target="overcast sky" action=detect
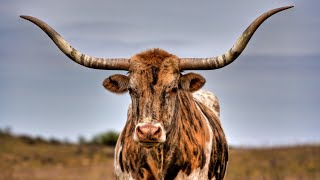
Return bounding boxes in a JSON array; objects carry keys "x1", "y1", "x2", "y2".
[{"x1": 1, "y1": 0, "x2": 319, "y2": 146}]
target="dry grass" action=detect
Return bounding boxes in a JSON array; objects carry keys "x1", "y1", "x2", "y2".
[
  {"x1": 0, "y1": 133, "x2": 115, "y2": 180},
  {"x1": 225, "y1": 146, "x2": 320, "y2": 180},
  {"x1": 0, "y1": 133, "x2": 319, "y2": 180}
]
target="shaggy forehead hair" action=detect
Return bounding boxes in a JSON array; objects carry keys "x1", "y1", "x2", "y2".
[{"x1": 129, "y1": 49, "x2": 180, "y2": 73}]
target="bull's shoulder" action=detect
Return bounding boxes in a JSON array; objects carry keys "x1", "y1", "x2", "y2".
[{"x1": 192, "y1": 90, "x2": 220, "y2": 117}]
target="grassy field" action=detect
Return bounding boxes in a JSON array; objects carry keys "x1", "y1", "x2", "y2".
[
  {"x1": 0, "y1": 133, "x2": 319, "y2": 180},
  {"x1": 226, "y1": 146, "x2": 319, "y2": 180}
]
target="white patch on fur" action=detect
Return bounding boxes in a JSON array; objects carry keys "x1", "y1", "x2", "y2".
[
  {"x1": 114, "y1": 134, "x2": 122, "y2": 177},
  {"x1": 174, "y1": 90, "x2": 217, "y2": 179},
  {"x1": 192, "y1": 90, "x2": 215, "y2": 179},
  {"x1": 193, "y1": 90, "x2": 220, "y2": 117},
  {"x1": 175, "y1": 167, "x2": 209, "y2": 180},
  {"x1": 113, "y1": 129, "x2": 132, "y2": 179},
  {"x1": 114, "y1": 138, "x2": 135, "y2": 180}
]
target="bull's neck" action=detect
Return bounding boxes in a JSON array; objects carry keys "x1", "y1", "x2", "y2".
[
  {"x1": 160, "y1": 91, "x2": 209, "y2": 179},
  {"x1": 144, "y1": 91, "x2": 209, "y2": 179}
]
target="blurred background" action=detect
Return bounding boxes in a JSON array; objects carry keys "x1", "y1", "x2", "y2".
[{"x1": 0, "y1": 0, "x2": 319, "y2": 179}]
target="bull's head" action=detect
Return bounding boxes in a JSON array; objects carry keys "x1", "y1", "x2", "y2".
[
  {"x1": 102, "y1": 49, "x2": 207, "y2": 147},
  {"x1": 20, "y1": 6, "x2": 293, "y2": 147}
]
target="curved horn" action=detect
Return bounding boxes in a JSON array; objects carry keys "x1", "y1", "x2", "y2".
[
  {"x1": 20, "y1": 15, "x2": 130, "y2": 70},
  {"x1": 180, "y1": 6, "x2": 293, "y2": 70}
]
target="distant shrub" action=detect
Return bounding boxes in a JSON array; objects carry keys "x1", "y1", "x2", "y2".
[
  {"x1": 34, "y1": 136, "x2": 49, "y2": 144},
  {"x1": 0, "y1": 129, "x2": 4, "y2": 136},
  {"x1": 78, "y1": 136, "x2": 87, "y2": 145},
  {"x1": 48, "y1": 137, "x2": 62, "y2": 145},
  {"x1": 62, "y1": 138, "x2": 72, "y2": 145},
  {"x1": 91, "y1": 131, "x2": 119, "y2": 146},
  {"x1": 19, "y1": 135, "x2": 36, "y2": 145},
  {"x1": 0, "y1": 126, "x2": 12, "y2": 136}
]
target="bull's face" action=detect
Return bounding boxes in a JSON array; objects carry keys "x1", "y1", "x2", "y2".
[{"x1": 103, "y1": 49, "x2": 205, "y2": 147}]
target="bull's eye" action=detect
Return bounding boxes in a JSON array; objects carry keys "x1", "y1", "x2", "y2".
[
  {"x1": 166, "y1": 87, "x2": 178, "y2": 97},
  {"x1": 128, "y1": 87, "x2": 133, "y2": 93},
  {"x1": 171, "y1": 87, "x2": 177, "y2": 93}
]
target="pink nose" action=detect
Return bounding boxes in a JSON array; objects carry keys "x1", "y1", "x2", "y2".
[{"x1": 135, "y1": 123, "x2": 162, "y2": 142}]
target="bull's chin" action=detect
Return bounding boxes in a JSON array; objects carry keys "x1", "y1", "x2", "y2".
[{"x1": 138, "y1": 141, "x2": 162, "y2": 148}]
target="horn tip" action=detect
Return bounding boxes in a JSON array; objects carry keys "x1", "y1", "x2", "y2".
[
  {"x1": 20, "y1": 15, "x2": 35, "y2": 21},
  {"x1": 283, "y1": 5, "x2": 294, "y2": 10},
  {"x1": 20, "y1": 15, "x2": 30, "y2": 20}
]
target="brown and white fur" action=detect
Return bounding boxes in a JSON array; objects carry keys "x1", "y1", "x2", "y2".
[{"x1": 104, "y1": 49, "x2": 228, "y2": 180}]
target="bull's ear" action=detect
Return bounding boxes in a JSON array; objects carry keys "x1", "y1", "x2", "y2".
[
  {"x1": 179, "y1": 73, "x2": 206, "y2": 92},
  {"x1": 103, "y1": 74, "x2": 129, "y2": 93}
]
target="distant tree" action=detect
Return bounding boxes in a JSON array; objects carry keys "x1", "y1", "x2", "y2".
[
  {"x1": 91, "y1": 131, "x2": 119, "y2": 146},
  {"x1": 78, "y1": 135, "x2": 87, "y2": 145},
  {"x1": 34, "y1": 136, "x2": 48, "y2": 144},
  {"x1": 2, "y1": 126, "x2": 12, "y2": 135},
  {"x1": 19, "y1": 134, "x2": 36, "y2": 145},
  {"x1": 63, "y1": 137, "x2": 71, "y2": 145},
  {"x1": 49, "y1": 137, "x2": 62, "y2": 145}
]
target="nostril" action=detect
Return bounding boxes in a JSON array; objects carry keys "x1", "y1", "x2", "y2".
[
  {"x1": 153, "y1": 127, "x2": 161, "y2": 136},
  {"x1": 137, "y1": 126, "x2": 144, "y2": 135}
]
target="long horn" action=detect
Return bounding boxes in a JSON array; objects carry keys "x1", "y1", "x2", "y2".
[
  {"x1": 180, "y1": 6, "x2": 293, "y2": 70},
  {"x1": 20, "y1": 16, "x2": 130, "y2": 70}
]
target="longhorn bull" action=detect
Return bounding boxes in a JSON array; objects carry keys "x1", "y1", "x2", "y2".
[{"x1": 21, "y1": 6, "x2": 293, "y2": 180}]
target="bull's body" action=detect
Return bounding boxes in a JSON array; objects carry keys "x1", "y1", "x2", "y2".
[
  {"x1": 20, "y1": 6, "x2": 293, "y2": 180},
  {"x1": 115, "y1": 89, "x2": 227, "y2": 180}
]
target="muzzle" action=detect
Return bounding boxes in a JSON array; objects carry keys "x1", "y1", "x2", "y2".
[{"x1": 133, "y1": 122, "x2": 166, "y2": 147}]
